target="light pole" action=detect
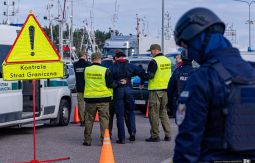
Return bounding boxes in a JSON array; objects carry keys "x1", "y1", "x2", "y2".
[{"x1": 233, "y1": 0, "x2": 255, "y2": 50}]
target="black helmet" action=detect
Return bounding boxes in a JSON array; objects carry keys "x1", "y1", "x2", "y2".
[{"x1": 174, "y1": 7, "x2": 225, "y2": 46}]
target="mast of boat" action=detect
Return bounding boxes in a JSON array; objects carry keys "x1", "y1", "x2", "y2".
[
  {"x1": 70, "y1": 0, "x2": 74, "y2": 59},
  {"x1": 136, "y1": 14, "x2": 140, "y2": 54},
  {"x1": 164, "y1": 11, "x2": 172, "y2": 40},
  {"x1": 3, "y1": 0, "x2": 15, "y2": 24},
  {"x1": 80, "y1": 0, "x2": 101, "y2": 54},
  {"x1": 111, "y1": 0, "x2": 119, "y2": 36},
  {"x1": 57, "y1": 0, "x2": 64, "y2": 58},
  {"x1": 90, "y1": 0, "x2": 96, "y2": 52},
  {"x1": 46, "y1": 0, "x2": 54, "y2": 43},
  {"x1": 80, "y1": 20, "x2": 87, "y2": 51},
  {"x1": 14, "y1": 0, "x2": 20, "y2": 24}
]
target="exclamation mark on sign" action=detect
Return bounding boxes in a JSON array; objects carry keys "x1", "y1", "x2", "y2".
[{"x1": 29, "y1": 25, "x2": 35, "y2": 56}]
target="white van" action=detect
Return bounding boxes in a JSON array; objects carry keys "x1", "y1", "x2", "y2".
[
  {"x1": 240, "y1": 51, "x2": 255, "y2": 62},
  {"x1": 0, "y1": 24, "x2": 72, "y2": 127}
]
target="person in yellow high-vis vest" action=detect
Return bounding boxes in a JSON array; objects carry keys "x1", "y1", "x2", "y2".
[
  {"x1": 143, "y1": 44, "x2": 172, "y2": 142},
  {"x1": 83, "y1": 52, "x2": 117, "y2": 146}
]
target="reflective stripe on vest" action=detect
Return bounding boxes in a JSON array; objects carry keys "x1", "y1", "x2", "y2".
[
  {"x1": 84, "y1": 65, "x2": 113, "y2": 98},
  {"x1": 148, "y1": 56, "x2": 171, "y2": 90}
]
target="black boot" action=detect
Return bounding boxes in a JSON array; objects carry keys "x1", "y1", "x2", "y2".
[
  {"x1": 164, "y1": 136, "x2": 171, "y2": 141},
  {"x1": 129, "y1": 134, "x2": 136, "y2": 141},
  {"x1": 116, "y1": 139, "x2": 125, "y2": 144},
  {"x1": 145, "y1": 136, "x2": 160, "y2": 142}
]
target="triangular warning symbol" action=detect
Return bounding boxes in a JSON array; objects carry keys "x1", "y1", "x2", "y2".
[{"x1": 5, "y1": 14, "x2": 61, "y2": 63}]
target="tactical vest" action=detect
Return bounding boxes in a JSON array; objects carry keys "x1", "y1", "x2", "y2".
[
  {"x1": 177, "y1": 72, "x2": 192, "y2": 96},
  {"x1": 84, "y1": 65, "x2": 113, "y2": 98},
  {"x1": 148, "y1": 56, "x2": 171, "y2": 90},
  {"x1": 208, "y1": 60, "x2": 255, "y2": 151}
]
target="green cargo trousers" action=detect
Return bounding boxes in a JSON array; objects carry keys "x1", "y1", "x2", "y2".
[
  {"x1": 148, "y1": 91, "x2": 171, "y2": 138},
  {"x1": 84, "y1": 102, "x2": 110, "y2": 144},
  {"x1": 77, "y1": 92, "x2": 85, "y2": 123}
]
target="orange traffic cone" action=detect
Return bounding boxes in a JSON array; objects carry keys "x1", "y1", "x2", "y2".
[
  {"x1": 95, "y1": 111, "x2": 99, "y2": 122},
  {"x1": 73, "y1": 105, "x2": 80, "y2": 123},
  {"x1": 145, "y1": 99, "x2": 149, "y2": 118},
  {"x1": 99, "y1": 129, "x2": 115, "y2": 163}
]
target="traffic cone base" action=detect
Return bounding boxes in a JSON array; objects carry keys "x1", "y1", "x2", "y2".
[
  {"x1": 73, "y1": 105, "x2": 80, "y2": 123},
  {"x1": 99, "y1": 129, "x2": 115, "y2": 163}
]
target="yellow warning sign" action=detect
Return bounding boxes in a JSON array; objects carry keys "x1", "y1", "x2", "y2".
[
  {"x1": 2, "y1": 13, "x2": 64, "y2": 81},
  {"x1": 2, "y1": 62, "x2": 64, "y2": 80},
  {"x1": 5, "y1": 14, "x2": 60, "y2": 63}
]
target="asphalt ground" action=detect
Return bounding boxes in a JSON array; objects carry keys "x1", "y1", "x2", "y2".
[{"x1": 0, "y1": 112, "x2": 177, "y2": 163}]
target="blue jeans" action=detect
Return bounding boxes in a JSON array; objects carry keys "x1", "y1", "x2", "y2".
[{"x1": 114, "y1": 86, "x2": 136, "y2": 140}]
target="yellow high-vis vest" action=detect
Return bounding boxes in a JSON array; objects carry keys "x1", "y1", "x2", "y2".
[
  {"x1": 84, "y1": 65, "x2": 113, "y2": 98},
  {"x1": 148, "y1": 55, "x2": 171, "y2": 90}
]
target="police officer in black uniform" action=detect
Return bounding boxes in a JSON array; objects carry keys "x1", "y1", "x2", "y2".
[
  {"x1": 167, "y1": 51, "x2": 196, "y2": 118},
  {"x1": 173, "y1": 8, "x2": 255, "y2": 162}
]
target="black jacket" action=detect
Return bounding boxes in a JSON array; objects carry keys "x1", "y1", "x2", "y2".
[
  {"x1": 167, "y1": 60, "x2": 196, "y2": 111},
  {"x1": 73, "y1": 59, "x2": 91, "y2": 92},
  {"x1": 108, "y1": 59, "x2": 145, "y2": 87}
]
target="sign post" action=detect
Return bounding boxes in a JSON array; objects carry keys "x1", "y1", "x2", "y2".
[{"x1": 2, "y1": 12, "x2": 70, "y2": 163}]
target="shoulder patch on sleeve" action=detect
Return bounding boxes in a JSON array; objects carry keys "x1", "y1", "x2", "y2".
[
  {"x1": 180, "y1": 91, "x2": 189, "y2": 98},
  {"x1": 176, "y1": 104, "x2": 186, "y2": 126}
]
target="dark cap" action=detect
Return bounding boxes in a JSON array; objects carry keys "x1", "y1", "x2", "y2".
[
  {"x1": 147, "y1": 44, "x2": 161, "y2": 52},
  {"x1": 91, "y1": 52, "x2": 102, "y2": 60},
  {"x1": 114, "y1": 49, "x2": 126, "y2": 58}
]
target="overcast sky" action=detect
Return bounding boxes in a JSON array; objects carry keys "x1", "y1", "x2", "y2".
[{"x1": 0, "y1": 0, "x2": 254, "y2": 50}]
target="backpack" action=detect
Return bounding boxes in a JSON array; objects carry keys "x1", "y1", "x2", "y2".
[{"x1": 211, "y1": 60, "x2": 255, "y2": 151}]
